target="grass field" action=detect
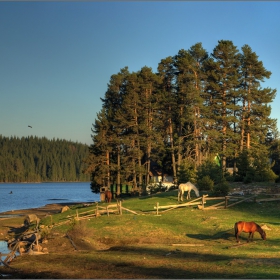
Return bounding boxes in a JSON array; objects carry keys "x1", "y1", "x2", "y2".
[{"x1": 1, "y1": 183, "x2": 280, "y2": 278}]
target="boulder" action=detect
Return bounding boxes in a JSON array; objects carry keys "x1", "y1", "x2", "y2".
[
  {"x1": 61, "y1": 206, "x2": 70, "y2": 213},
  {"x1": 32, "y1": 244, "x2": 42, "y2": 252},
  {"x1": 24, "y1": 214, "x2": 40, "y2": 227}
]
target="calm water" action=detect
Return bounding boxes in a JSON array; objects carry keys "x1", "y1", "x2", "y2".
[{"x1": 0, "y1": 182, "x2": 100, "y2": 213}]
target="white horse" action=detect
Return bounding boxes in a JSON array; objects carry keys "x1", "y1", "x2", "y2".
[{"x1": 178, "y1": 182, "x2": 200, "y2": 201}]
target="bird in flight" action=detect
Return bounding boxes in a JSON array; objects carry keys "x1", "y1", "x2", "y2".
[{"x1": 28, "y1": 125, "x2": 32, "y2": 128}]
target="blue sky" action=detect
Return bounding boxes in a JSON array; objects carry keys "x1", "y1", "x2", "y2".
[{"x1": 1, "y1": 2, "x2": 279, "y2": 145}]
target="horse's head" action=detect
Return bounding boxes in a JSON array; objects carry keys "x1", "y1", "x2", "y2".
[{"x1": 261, "y1": 230, "x2": 266, "y2": 240}]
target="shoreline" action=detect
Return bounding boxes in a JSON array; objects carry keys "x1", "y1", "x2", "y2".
[
  {"x1": 0, "y1": 201, "x2": 95, "y2": 219},
  {"x1": 0, "y1": 202, "x2": 96, "y2": 239}
]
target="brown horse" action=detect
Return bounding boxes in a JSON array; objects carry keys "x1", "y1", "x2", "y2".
[
  {"x1": 234, "y1": 221, "x2": 266, "y2": 243},
  {"x1": 104, "y1": 190, "x2": 112, "y2": 203}
]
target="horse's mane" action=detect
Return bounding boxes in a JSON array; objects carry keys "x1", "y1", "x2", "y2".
[{"x1": 256, "y1": 224, "x2": 264, "y2": 234}]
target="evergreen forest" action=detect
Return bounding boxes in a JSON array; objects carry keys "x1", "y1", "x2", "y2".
[
  {"x1": 0, "y1": 135, "x2": 90, "y2": 182},
  {"x1": 85, "y1": 40, "x2": 280, "y2": 194}
]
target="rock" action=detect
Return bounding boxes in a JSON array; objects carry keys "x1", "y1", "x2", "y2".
[
  {"x1": 32, "y1": 244, "x2": 42, "y2": 252},
  {"x1": 61, "y1": 206, "x2": 70, "y2": 213},
  {"x1": 27, "y1": 249, "x2": 48, "y2": 255},
  {"x1": 261, "y1": 224, "x2": 271, "y2": 230},
  {"x1": 24, "y1": 214, "x2": 40, "y2": 227},
  {"x1": 18, "y1": 247, "x2": 25, "y2": 255}
]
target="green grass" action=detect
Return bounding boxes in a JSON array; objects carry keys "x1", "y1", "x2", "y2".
[{"x1": 6, "y1": 184, "x2": 280, "y2": 278}]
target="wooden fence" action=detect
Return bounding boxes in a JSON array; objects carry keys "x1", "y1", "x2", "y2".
[
  {"x1": 154, "y1": 193, "x2": 280, "y2": 214},
  {"x1": 51, "y1": 201, "x2": 140, "y2": 228},
  {"x1": 74, "y1": 201, "x2": 139, "y2": 221},
  {"x1": 154, "y1": 194, "x2": 280, "y2": 215}
]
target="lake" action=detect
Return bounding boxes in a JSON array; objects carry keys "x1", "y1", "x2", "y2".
[{"x1": 0, "y1": 182, "x2": 100, "y2": 213}]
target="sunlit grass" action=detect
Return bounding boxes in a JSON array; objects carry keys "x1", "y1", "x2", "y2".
[{"x1": 5, "y1": 183, "x2": 280, "y2": 278}]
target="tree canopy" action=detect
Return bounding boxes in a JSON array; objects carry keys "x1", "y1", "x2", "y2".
[{"x1": 85, "y1": 40, "x2": 278, "y2": 193}]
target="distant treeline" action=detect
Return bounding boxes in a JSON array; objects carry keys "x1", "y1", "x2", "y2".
[{"x1": 0, "y1": 135, "x2": 90, "y2": 182}]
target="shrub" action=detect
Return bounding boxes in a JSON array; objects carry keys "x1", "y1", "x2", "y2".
[
  {"x1": 254, "y1": 169, "x2": 278, "y2": 182},
  {"x1": 197, "y1": 175, "x2": 214, "y2": 191},
  {"x1": 67, "y1": 220, "x2": 88, "y2": 238},
  {"x1": 177, "y1": 160, "x2": 197, "y2": 184},
  {"x1": 212, "y1": 179, "x2": 230, "y2": 196},
  {"x1": 236, "y1": 150, "x2": 252, "y2": 181},
  {"x1": 237, "y1": 148, "x2": 278, "y2": 183},
  {"x1": 197, "y1": 159, "x2": 223, "y2": 184}
]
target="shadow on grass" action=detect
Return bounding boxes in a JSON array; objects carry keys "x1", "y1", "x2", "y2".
[
  {"x1": 2, "y1": 225, "x2": 28, "y2": 237},
  {"x1": 186, "y1": 230, "x2": 234, "y2": 241},
  {"x1": 3, "y1": 242, "x2": 280, "y2": 279}
]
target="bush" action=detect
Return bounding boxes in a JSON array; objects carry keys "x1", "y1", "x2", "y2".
[
  {"x1": 197, "y1": 159, "x2": 223, "y2": 184},
  {"x1": 67, "y1": 220, "x2": 88, "y2": 238},
  {"x1": 177, "y1": 160, "x2": 197, "y2": 184},
  {"x1": 212, "y1": 179, "x2": 230, "y2": 196},
  {"x1": 197, "y1": 175, "x2": 214, "y2": 191},
  {"x1": 237, "y1": 148, "x2": 278, "y2": 183},
  {"x1": 254, "y1": 168, "x2": 278, "y2": 182}
]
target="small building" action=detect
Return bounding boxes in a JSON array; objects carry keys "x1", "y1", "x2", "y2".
[{"x1": 149, "y1": 162, "x2": 173, "y2": 184}]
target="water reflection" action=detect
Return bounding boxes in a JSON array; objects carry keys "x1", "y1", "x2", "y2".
[{"x1": 0, "y1": 240, "x2": 9, "y2": 265}]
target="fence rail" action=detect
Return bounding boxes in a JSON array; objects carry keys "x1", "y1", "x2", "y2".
[{"x1": 154, "y1": 193, "x2": 280, "y2": 213}]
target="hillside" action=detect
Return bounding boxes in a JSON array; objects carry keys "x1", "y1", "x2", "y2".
[{"x1": 0, "y1": 135, "x2": 90, "y2": 182}]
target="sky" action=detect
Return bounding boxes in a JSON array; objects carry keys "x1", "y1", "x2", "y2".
[{"x1": 1, "y1": 1, "x2": 280, "y2": 146}]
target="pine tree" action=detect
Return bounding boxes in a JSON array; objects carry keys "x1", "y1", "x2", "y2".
[
  {"x1": 239, "y1": 44, "x2": 277, "y2": 153},
  {"x1": 157, "y1": 56, "x2": 178, "y2": 181},
  {"x1": 204, "y1": 40, "x2": 241, "y2": 170}
]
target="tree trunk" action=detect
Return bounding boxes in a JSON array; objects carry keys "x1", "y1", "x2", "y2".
[
  {"x1": 106, "y1": 150, "x2": 110, "y2": 189},
  {"x1": 116, "y1": 146, "x2": 121, "y2": 196}
]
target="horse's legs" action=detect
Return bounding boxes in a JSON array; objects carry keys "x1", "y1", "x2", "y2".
[
  {"x1": 178, "y1": 191, "x2": 182, "y2": 201},
  {"x1": 247, "y1": 232, "x2": 253, "y2": 242},
  {"x1": 236, "y1": 232, "x2": 240, "y2": 243},
  {"x1": 251, "y1": 232, "x2": 254, "y2": 242}
]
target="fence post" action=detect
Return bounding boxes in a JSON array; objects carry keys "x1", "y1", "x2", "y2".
[
  {"x1": 225, "y1": 196, "x2": 228, "y2": 209},
  {"x1": 35, "y1": 232, "x2": 39, "y2": 252},
  {"x1": 202, "y1": 195, "x2": 205, "y2": 210},
  {"x1": 95, "y1": 203, "x2": 98, "y2": 218},
  {"x1": 156, "y1": 202, "x2": 159, "y2": 215},
  {"x1": 119, "y1": 201, "x2": 122, "y2": 215}
]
